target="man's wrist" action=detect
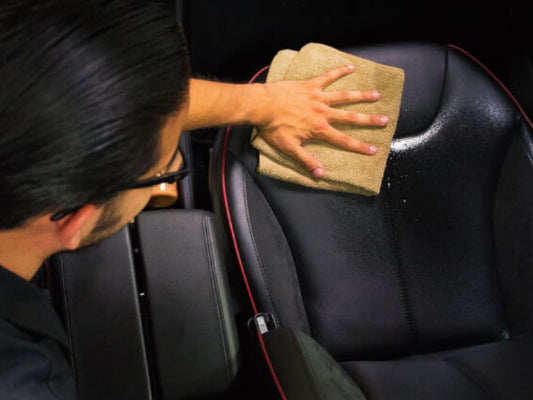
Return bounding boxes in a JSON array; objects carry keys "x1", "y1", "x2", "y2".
[{"x1": 240, "y1": 83, "x2": 270, "y2": 127}]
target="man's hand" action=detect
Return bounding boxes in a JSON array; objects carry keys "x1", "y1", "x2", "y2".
[
  {"x1": 255, "y1": 65, "x2": 389, "y2": 178},
  {"x1": 185, "y1": 66, "x2": 389, "y2": 178}
]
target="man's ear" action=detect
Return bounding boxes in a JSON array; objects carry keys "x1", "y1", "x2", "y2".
[{"x1": 54, "y1": 204, "x2": 98, "y2": 250}]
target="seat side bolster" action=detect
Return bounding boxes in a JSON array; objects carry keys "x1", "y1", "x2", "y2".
[{"x1": 494, "y1": 122, "x2": 533, "y2": 335}]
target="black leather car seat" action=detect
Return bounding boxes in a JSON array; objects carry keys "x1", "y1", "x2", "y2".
[{"x1": 210, "y1": 42, "x2": 533, "y2": 399}]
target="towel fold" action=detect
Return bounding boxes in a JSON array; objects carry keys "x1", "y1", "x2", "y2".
[{"x1": 251, "y1": 43, "x2": 405, "y2": 195}]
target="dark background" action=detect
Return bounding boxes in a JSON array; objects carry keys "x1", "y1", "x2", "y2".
[{"x1": 179, "y1": 0, "x2": 530, "y2": 84}]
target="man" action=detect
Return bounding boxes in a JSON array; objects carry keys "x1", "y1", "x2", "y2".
[{"x1": 0, "y1": 1, "x2": 388, "y2": 398}]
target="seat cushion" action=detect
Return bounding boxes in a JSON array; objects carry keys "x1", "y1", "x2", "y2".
[{"x1": 343, "y1": 334, "x2": 533, "y2": 400}]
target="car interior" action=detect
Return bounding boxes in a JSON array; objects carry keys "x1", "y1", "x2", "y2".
[{"x1": 35, "y1": 0, "x2": 533, "y2": 399}]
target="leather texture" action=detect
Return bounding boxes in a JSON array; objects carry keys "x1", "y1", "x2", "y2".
[
  {"x1": 211, "y1": 42, "x2": 533, "y2": 398},
  {"x1": 493, "y1": 123, "x2": 533, "y2": 335},
  {"x1": 50, "y1": 228, "x2": 151, "y2": 400},
  {"x1": 136, "y1": 210, "x2": 239, "y2": 399},
  {"x1": 343, "y1": 334, "x2": 533, "y2": 400},
  {"x1": 50, "y1": 210, "x2": 239, "y2": 400}
]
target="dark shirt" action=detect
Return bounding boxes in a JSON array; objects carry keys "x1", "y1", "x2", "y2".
[{"x1": 0, "y1": 265, "x2": 77, "y2": 400}]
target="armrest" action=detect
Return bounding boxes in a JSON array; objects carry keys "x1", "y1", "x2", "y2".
[
  {"x1": 49, "y1": 209, "x2": 239, "y2": 400},
  {"x1": 49, "y1": 228, "x2": 151, "y2": 400},
  {"x1": 136, "y1": 209, "x2": 239, "y2": 399}
]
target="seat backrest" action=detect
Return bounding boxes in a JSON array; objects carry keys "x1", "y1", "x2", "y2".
[{"x1": 212, "y1": 42, "x2": 533, "y2": 361}]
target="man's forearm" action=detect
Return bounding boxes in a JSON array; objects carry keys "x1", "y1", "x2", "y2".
[{"x1": 184, "y1": 79, "x2": 269, "y2": 130}]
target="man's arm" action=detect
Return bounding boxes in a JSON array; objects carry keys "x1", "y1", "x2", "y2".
[{"x1": 185, "y1": 65, "x2": 389, "y2": 178}]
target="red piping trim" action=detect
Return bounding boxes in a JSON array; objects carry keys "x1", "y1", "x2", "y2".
[
  {"x1": 249, "y1": 65, "x2": 271, "y2": 86},
  {"x1": 449, "y1": 44, "x2": 533, "y2": 131},
  {"x1": 221, "y1": 126, "x2": 258, "y2": 315},
  {"x1": 221, "y1": 65, "x2": 288, "y2": 400}
]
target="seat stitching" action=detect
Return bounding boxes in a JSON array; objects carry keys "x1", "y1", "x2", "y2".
[
  {"x1": 57, "y1": 254, "x2": 78, "y2": 382},
  {"x1": 242, "y1": 171, "x2": 282, "y2": 324},
  {"x1": 444, "y1": 357, "x2": 500, "y2": 400},
  {"x1": 379, "y1": 47, "x2": 452, "y2": 351},
  {"x1": 46, "y1": 257, "x2": 72, "y2": 400},
  {"x1": 384, "y1": 175, "x2": 418, "y2": 351},
  {"x1": 202, "y1": 213, "x2": 231, "y2": 383}
]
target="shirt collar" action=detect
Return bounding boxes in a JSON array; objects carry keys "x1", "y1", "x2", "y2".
[{"x1": 0, "y1": 264, "x2": 68, "y2": 347}]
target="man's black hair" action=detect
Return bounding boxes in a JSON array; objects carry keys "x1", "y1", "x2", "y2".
[{"x1": 0, "y1": 0, "x2": 190, "y2": 229}]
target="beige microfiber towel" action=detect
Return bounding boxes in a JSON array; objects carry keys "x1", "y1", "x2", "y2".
[{"x1": 251, "y1": 43, "x2": 405, "y2": 195}]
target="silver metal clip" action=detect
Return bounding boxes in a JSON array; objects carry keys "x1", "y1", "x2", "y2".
[{"x1": 252, "y1": 313, "x2": 277, "y2": 335}]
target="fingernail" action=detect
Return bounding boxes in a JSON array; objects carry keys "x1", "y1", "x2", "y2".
[
  {"x1": 379, "y1": 116, "x2": 389, "y2": 125},
  {"x1": 346, "y1": 64, "x2": 355, "y2": 71},
  {"x1": 312, "y1": 167, "x2": 324, "y2": 178},
  {"x1": 371, "y1": 91, "x2": 380, "y2": 100},
  {"x1": 368, "y1": 145, "x2": 377, "y2": 154}
]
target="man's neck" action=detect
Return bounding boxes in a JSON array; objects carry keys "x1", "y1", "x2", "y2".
[{"x1": 0, "y1": 226, "x2": 55, "y2": 281}]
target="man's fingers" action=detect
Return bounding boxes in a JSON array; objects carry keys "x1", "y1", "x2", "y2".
[
  {"x1": 315, "y1": 127, "x2": 377, "y2": 155},
  {"x1": 327, "y1": 108, "x2": 389, "y2": 127},
  {"x1": 311, "y1": 64, "x2": 356, "y2": 89},
  {"x1": 322, "y1": 90, "x2": 380, "y2": 106},
  {"x1": 283, "y1": 144, "x2": 324, "y2": 178}
]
